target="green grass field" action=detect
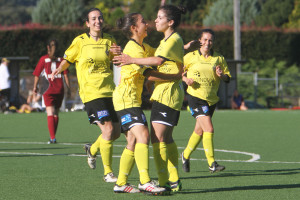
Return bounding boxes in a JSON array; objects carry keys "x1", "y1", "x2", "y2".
[{"x1": 1, "y1": 110, "x2": 300, "y2": 200}]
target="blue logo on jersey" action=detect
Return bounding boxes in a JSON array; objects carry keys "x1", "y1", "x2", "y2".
[
  {"x1": 97, "y1": 110, "x2": 109, "y2": 119},
  {"x1": 189, "y1": 107, "x2": 194, "y2": 115},
  {"x1": 202, "y1": 106, "x2": 209, "y2": 114},
  {"x1": 141, "y1": 114, "x2": 146, "y2": 123},
  {"x1": 121, "y1": 114, "x2": 132, "y2": 125}
]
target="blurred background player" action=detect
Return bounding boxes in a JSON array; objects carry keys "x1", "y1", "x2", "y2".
[
  {"x1": 33, "y1": 39, "x2": 70, "y2": 144},
  {"x1": 17, "y1": 90, "x2": 42, "y2": 113},
  {"x1": 51, "y1": 8, "x2": 121, "y2": 183},
  {"x1": 231, "y1": 89, "x2": 248, "y2": 110},
  {"x1": 181, "y1": 29, "x2": 231, "y2": 173},
  {"x1": 0, "y1": 58, "x2": 11, "y2": 112}
]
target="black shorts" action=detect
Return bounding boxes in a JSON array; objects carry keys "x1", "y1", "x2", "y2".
[
  {"x1": 84, "y1": 98, "x2": 119, "y2": 125},
  {"x1": 150, "y1": 101, "x2": 180, "y2": 127},
  {"x1": 117, "y1": 107, "x2": 148, "y2": 133},
  {"x1": 187, "y1": 94, "x2": 216, "y2": 118}
]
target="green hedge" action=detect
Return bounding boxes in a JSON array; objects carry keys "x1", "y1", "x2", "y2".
[{"x1": 0, "y1": 26, "x2": 299, "y2": 70}]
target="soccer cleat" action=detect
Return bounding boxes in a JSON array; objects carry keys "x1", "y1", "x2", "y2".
[
  {"x1": 47, "y1": 139, "x2": 56, "y2": 144},
  {"x1": 181, "y1": 152, "x2": 190, "y2": 172},
  {"x1": 165, "y1": 180, "x2": 182, "y2": 192},
  {"x1": 138, "y1": 181, "x2": 167, "y2": 195},
  {"x1": 113, "y1": 183, "x2": 140, "y2": 193},
  {"x1": 209, "y1": 161, "x2": 225, "y2": 173},
  {"x1": 84, "y1": 143, "x2": 96, "y2": 169},
  {"x1": 103, "y1": 172, "x2": 118, "y2": 183}
]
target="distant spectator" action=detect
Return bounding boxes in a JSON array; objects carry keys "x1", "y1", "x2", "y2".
[
  {"x1": 17, "y1": 90, "x2": 42, "y2": 113},
  {"x1": 231, "y1": 89, "x2": 248, "y2": 110},
  {"x1": 0, "y1": 58, "x2": 11, "y2": 111}
]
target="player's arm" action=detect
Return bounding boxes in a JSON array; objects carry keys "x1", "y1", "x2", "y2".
[
  {"x1": 63, "y1": 73, "x2": 71, "y2": 97},
  {"x1": 144, "y1": 62, "x2": 183, "y2": 81},
  {"x1": 33, "y1": 76, "x2": 40, "y2": 94},
  {"x1": 50, "y1": 60, "x2": 70, "y2": 81},
  {"x1": 215, "y1": 65, "x2": 230, "y2": 83},
  {"x1": 113, "y1": 53, "x2": 165, "y2": 66}
]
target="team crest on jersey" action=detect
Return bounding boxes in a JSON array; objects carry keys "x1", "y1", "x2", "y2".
[
  {"x1": 97, "y1": 110, "x2": 109, "y2": 119},
  {"x1": 121, "y1": 114, "x2": 132, "y2": 125},
  {"x1": 202, "y1": 106, "x2": 209, "y2": 114}
]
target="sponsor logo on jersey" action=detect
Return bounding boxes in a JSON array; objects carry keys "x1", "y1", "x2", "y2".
[
  {"x1": 202, "y1": 106, "x2": 209, "y2": 114},
  {"x1": 121, "y1": 114, "x2": 132, "y2": 125},
  {"x1": 97, "y1": 110, "x2": 109, "y2": 119},
  {"x1": 132, "y1": 116, "x2": 138, "y2": 120},
  {"x1": 141, "y1": 114, "x2": 146, "y2": 122},
  {"x1": 159, "y1": 112, "x2": 167, "y2": 117}
]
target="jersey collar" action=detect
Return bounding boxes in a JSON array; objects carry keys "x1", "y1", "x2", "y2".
[{"x1": 130, "y1": 38, "x2": 145, "y2": 51}]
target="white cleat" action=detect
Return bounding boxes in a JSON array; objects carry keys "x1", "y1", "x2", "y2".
[
  {"x1": 84, "y1": 144, "x2": 96, "y2": 169},
  {"x1": 114, "y1": 184, "x2": 140, "y2": 193},
  {"x1": 103, "y1": 172, "x2": 118, "y2": 183}
]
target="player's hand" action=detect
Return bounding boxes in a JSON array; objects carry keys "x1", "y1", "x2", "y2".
[
  {"x1": 113, "y1": 53, "x2": 132, "y2": 66},
  {"x1": 33, "y1": 87, "x2": 39, "y2": 94},
  {"x1": 183, "y1": 76, "x2": 194, "y2": 86},
  {"x1": 110, "y1": 43, "x2": 122, "y2": 56},
  {"x1": 50, "y1": 68, "x2": 60, "y2": 81},
  {"x1": 184, "y1": 40, "x2": 201, "y2": 50},
  {"x1": 215, "y1": 65, "x2": 223, "y2": 77}
]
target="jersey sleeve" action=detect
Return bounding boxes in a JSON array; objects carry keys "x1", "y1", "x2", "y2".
[
  {"x1": 144, "y1": 43, "x2": 155, "y2": 57},
  {"x1": 32, "y1": 56, "x2": 45, "y2": 76},
  {"x1": 64, "y1": 37, "x2": 80, "y2": 64},
  {"x1": 155, "y1": 35, "x2": 184, "y2": 63},
  {"x1": 183, "y1": 52, "x2": 193, "y2": 71}
]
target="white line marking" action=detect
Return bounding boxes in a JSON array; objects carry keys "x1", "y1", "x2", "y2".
[{"x1": 1, "y1": 141, "x2": 299, "y2": 164}]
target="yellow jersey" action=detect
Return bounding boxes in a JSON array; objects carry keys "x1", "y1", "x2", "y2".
[
  {"x1": 113, "y1": 39, "x2": 155, "y2": 111},
  {"x1": 184, "y1": 50, "x2": 231, "y2": 106},
  {"x1": 64, "y1": 33, "x2": 116, "y2": 103},
  {"x1": 150, "y1": 32, "x2": 184, "y2": 111}
]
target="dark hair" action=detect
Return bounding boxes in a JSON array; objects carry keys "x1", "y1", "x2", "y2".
[
  {"x1": 159, "y1": 4, "x2": 186, "y2": 29},
  {"x1": 116, "y1": 13, "x2": 140, "y2": 39},
  {"x1": 198, "y1": 29, "x2": 215, "y2": 41},
  {"x1": 85, "y1": 8, "x2": 103, "y2": 22},
  {"x1": 47, "y1": 39, "x2": 58, "y2": 47}
]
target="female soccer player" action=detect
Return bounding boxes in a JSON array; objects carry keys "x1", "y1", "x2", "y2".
[
  {"x1": 33, "y1": 39, "x2": 70, "y2": 144},
  {"x1": 113, "y1": 13, "x2": 182, "y2": 195},
  {"x1": 181, "y1": 29, "x2": 231, "y2": 173},
  {"x1": 51, "y1": 8, "x2": 121, "y2": 183},
  {"x1": 114, "y1": 4, "x2": 186, "y2": 192}
]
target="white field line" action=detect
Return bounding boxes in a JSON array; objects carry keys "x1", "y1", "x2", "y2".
[{"x1": 1, "y1": 141, "x2": 299, "y2": 164}]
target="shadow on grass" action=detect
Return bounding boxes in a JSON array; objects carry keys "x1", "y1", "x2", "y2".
[
  {"x1": 181, "y1": 168, "x2": 300, "y2": 180},
  {"x1": 178, "y1": 183, "x2": 300, "y2": 194}
]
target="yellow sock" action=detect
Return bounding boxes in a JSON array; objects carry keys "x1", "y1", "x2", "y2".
[
  {"x1": 90, "y1": 135, "x2": 102, "y2": 156},
  {"x1": 134, "y1": 143, "x2": 150, "y2": 184},
  {"x1": 203, "y1": 132, "x2": 214, "y2": 166},
  {"x1": 99, "y1": 135, "x2": 113, "y2": 175},
  {"x1": 152, "y1": 142, "x2": 168, "y2": 186},
  {"x1": 183, "y1": 131, "x2": 202, "y2": 159},
  {"x1": 167, "y1": 142, "x2": 179, "y2": 183},
  {"x1": 116, "y1": 148, "x2": 135, "y2": 186}
]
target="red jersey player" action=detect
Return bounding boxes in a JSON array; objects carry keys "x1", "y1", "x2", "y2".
[{"x1": 33, "y1": 39, "x2": 70, "y2": 144}]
